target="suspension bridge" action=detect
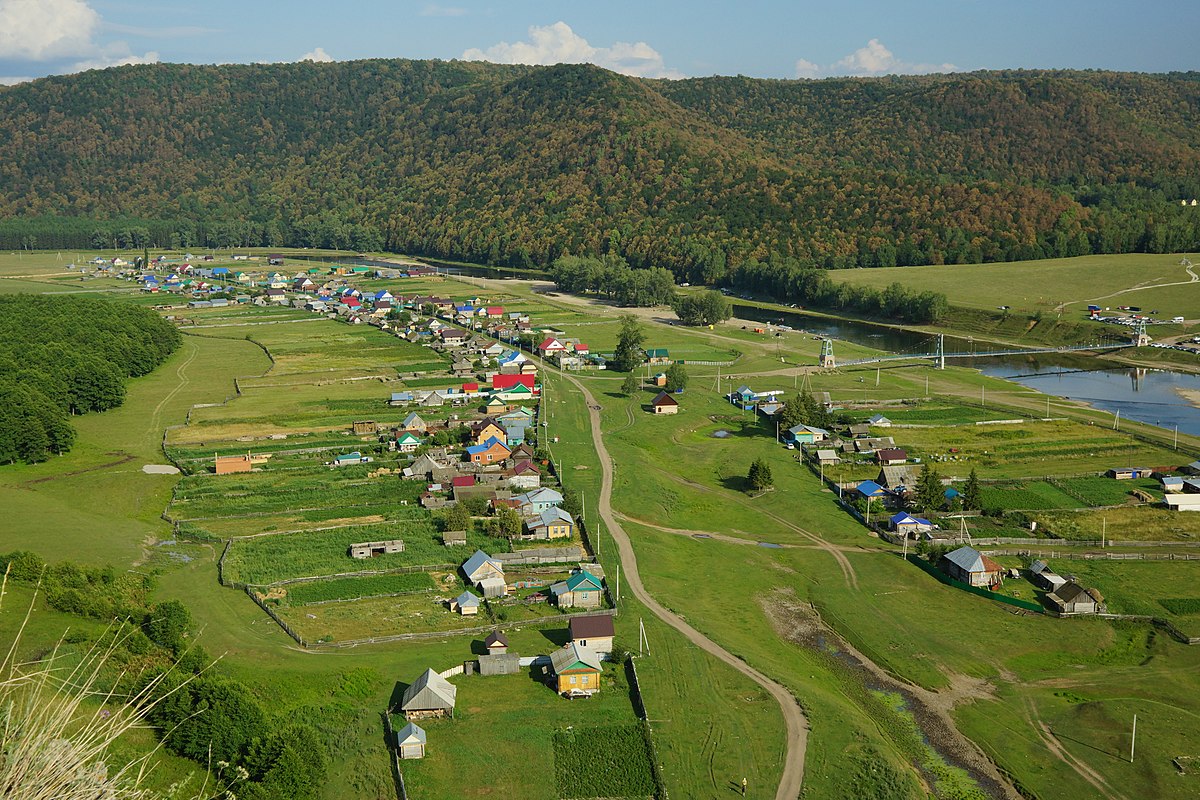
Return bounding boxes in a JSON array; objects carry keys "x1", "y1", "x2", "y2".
[{"x1": 819, "y1": 322, "x2": 1148, "y2": 370}]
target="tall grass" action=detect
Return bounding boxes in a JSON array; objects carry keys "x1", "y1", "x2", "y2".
[{"x1": 0, "y1": 570, "x2": 204, "y2": 800}]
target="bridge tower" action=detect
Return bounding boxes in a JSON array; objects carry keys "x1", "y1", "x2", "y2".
[
  {"x1": 935, "y1": 333, "x2": 946, "y2": 370},
  {"x1": 819, "y1": 338, "x2": 835, "y2": 369},
  {"x1": 1131, "y1": 319, "x2": 1152, "y2": 348}
]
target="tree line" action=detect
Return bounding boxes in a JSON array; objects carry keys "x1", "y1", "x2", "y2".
[{"x1": 0, "y1": 295, "x2": 181, "y2": 464}]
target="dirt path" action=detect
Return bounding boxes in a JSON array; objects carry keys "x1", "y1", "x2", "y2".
[
  {"x1": 149, "y1": 337, "x2": 200, "y2": 436},
  {"x1": 561, "y1": 372, "x2": 810, "y2": 800},
  {"x1": 1022, "y1": 696, "x2": 1123, "y2": 800},
  {"x1": 615, "y1": 512, "x2": 863, "y2": 554}
]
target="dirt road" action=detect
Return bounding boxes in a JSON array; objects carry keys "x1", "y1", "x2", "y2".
[{"x1": 561, "y1": 372, "x2": 809, "y2": 800}]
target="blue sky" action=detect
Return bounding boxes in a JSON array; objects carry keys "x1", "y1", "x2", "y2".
[{"x1": 2, "y1": 0, "x2": 1198, "y2": 85}]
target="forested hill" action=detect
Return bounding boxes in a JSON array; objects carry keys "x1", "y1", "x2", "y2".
[{"x1": 2, "y1": 60, "x2": 1199, "y2": 280}]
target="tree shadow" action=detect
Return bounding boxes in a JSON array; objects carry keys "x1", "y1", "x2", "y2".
[
  {"x1": 469, "y1": 639, "x2": 489, "y2": 656},
  {"x1": 720, "y1": 474, "x2": 751, "y2": 493}
]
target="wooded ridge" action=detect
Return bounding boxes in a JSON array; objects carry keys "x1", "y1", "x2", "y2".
[{"x1": 2, "y1": 61, "x2": 1198, "y2": 278}]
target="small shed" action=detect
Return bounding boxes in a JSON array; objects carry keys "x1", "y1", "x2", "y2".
[
  {"x1": 349, "y1": 540, "x2": 405, "y2": 559},
  {"x1": 1047, "y1": 582, "x2": 1104, "y2": 614},
  {"x1": 450, "y1": 590, "x2": 481, "y2": 615},
  {"x1": 867, "y1": 414, "x2": 893, "y2": 427},
  {"x1": 484, "y1": 631, "x2": 509, "y2": 655},
  {"x1": 477, "y1": 576, "x2": 508, "y2": 599},
  {"x1": 394, "y1": 722, "x2": 427, "y2": 760},
  {"x1": 814, "y1": 449, "x2": 840, "y2": 466},
  {"x1": 400, "y1": 669, "x2": 457, "y2": 719},
  {"x1": 652, "y1": 372, "x2": 668, "y2": 387},
  {"x1": 478, "y1": 653, "x2": 521, "y2": 676},
  {"x1": 442, "y1": 529, "x2": 468, "y2": 547},
  {"x1": 1028, "y1": 560, "x2": 1067, "y2": 592},
  {"x1": 351, "y1": 420, "x2": 378, "y2": 435}
]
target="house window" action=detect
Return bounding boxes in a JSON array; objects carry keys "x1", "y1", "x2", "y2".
[{"x1": 569, "y1": 675, "x2": 576, "y2": 684}]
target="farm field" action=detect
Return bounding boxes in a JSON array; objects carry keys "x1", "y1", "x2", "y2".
[
  {"x1": 831, "y1": 252, "x2": 1200, "y2": 320},
  {"x1": 1031, "y1": 505, "x2": 1200, "y2": 542}
]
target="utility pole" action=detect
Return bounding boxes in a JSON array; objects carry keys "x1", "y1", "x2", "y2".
[
  {"x1": 596, "y1": 521, "x2": 601, "y2": 558},
  {"x1": 1175, "y1": 424, "x2": 1179, "y2": 451},
  {"x1": 614, "y1": 563, "x2": 620, "y2": 603},
  {"x1": 1113, "y1": 409, "x2": 1121, "y2": 431},
  {"x1": 1130, "y1": 714, "x2": 1137, "y2": 763},
  {"x1": 981, "y1": 386, "x2": 986, "y2": 407}
]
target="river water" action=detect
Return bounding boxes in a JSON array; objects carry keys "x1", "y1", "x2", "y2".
[{"x1": 731, "y1": 302, "x2": 1200, "y2": 437}]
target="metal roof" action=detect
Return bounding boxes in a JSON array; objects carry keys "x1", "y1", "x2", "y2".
[
  {"x1": 400, "y1": 669, "x2": 457, "y2": 711},
  {"x1": 942, "y1": 546, "x2": 994, "y2": 574},
  {"x1": 549, "y1": 643, "x2": 602, "y2": 674}
]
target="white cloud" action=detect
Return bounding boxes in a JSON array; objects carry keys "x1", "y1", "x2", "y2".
[
  {"x1": 0, "y1": 75, "x2": 34, "y2": 85},
  {"x1": 795, "y1": 39, "x2": 957, "y2": 79},
  {"x1": 463, "y1": 21, "x2": 683, "y2": 79},
  {"x1": 300, "y1": 46, "x2": 334, "y2": 63},
  {"x1": 420, "y1": 4, "x2": 466, "y2": 17},
  {"x1": 71, "y1": 49, "x2": 159, "y2": 72},
  {"x1": 0, "y1": 0, "x2": 158, "y2": 74},
  {"x1": 0, "y1": 0, "x2": 100, "y2": 61}
]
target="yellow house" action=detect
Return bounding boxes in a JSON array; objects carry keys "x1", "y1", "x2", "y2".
[{"x1": 548, "y1": 643, "x2": 602, "y2": 696}]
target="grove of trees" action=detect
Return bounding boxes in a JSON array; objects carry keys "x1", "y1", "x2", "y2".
[{"x1": 0, "y1": 295, "x2": 181, "y2": 464}]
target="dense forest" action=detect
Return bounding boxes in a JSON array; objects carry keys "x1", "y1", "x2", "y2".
[
  {"x1": 0, "y1": 295, "x2": 181, "y2": 464},
  {"x1": 1, "y1": 61, "x2": 1199, "y2": 283}
]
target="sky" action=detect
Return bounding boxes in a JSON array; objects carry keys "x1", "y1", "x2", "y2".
[{"x1": 2, "y1": 0, "x2": 1198, "y2": 86}]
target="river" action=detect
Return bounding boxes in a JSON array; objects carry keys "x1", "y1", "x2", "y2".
[{"x1": 731, "y1": 302, "x2": 1200, "y2": 437}]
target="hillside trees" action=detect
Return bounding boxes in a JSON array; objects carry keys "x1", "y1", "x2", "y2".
[{"x1": 1, "y1": 63, "x2": 1197, "y2": 275}]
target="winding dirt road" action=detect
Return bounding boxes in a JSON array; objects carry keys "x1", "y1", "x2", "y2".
[{"x1": 560, "y1": 372, "x2": 809, "y2": 800}]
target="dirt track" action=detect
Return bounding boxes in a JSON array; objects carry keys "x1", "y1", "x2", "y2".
[{"x1": 561, "y1": 372, "x2": 810, "y2": 800}]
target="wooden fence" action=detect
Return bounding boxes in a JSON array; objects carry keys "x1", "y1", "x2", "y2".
[
  {"x1": 627, "y1": 658, "x2": 670, "y2": 800},
  {"x1": 983, "y1": 549, "x2": 1200, "y2": 562}
]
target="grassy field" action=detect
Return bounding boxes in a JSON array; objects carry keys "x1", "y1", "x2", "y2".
[
  {"x1": 1032, "y1": 505, "x2": 1200, "y2": 542},
  {"x1": 831, "y1": 253, "x2": 1200, "y2": 321}
]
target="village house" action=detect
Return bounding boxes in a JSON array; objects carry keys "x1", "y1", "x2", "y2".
[
  {"x1": 889, "y1": 512, "x2": 933, "y2": 537},
  {"x1": 466, "y1": 437, "x2": 511, "y2": 465},
  {"x1": 524, "y1": 507, "x2": 575, "y2": 540},
  {"x1": 548, "y1": 643, "x2": 602, "y2": 696},
  {"x1": 867, "y1": 414, "x2": 893, "y2": 427},
  {"x1": 551, "y1": 570, "x2": 604, "y2": 608},
  {"x1": 514, "y1": 487, "x2": 564, "y2": 514},
  {"x1": 395, "y1": 432, "x2": 422, "y2": 453},
  {"x1": 568, "y1": 615, "x2": 615, "y2": 659},
  {"x1": 938, "y1": 546, "x2": 1003, "y2": 588},
  {"x1": 878, "y1": 465, "x2": 921, "y2": 492},
  {"x1": 471, "y1": 418, "x2": 507, "y2": 446},
  {"x1": 876, "y1": 448, "x2": 908, "y2": 466},
  {"x1": 651, "y1": 391, "x2": 679, "y2": 415},
  {"x1": 400, "y1": 669, "x2": 457, "y2": 719},
  {"x1": 784, "y1": 424, "x2": 828, "y2": 445},
  {"x1": 644, "y1": 348, "x2": 671, "y2": 365},
  {"x1": 813, "y1": 449, "x2": 840, "y2": 466},
  {"x1": 400, "y1": 412, "x2": 427, "y2": 432},
  {"x1": 507, "y1": 460, "x2": 542, "y2": 489},
  {"x1": 462, "y1": 550, "x2": 505, "y2": 586},
  {"x1": 394, "y1": 722, "x2": 427, "y2": 760}
]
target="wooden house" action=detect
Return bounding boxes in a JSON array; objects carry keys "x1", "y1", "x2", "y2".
[
  {"x1": 442, "y1": 529, "x2": 467, "y2": 547},
  {"x1": 651, "y1": 392, "x2": 679, "y2": 415},
  {"x1": 471, "y1": 419, "x2": 507, "y2": 445},
  {"x1": 644, "y1": 348, "x2": 671, "y2": 365},
  {"x1": 394, "y1": 722, "x2": 426, "y2": 760},
  {"x1": 548, "y1": 643, "x2": 602, "y2": 696},
  {"x1": 462, "y1": 550, "x2": 505, "y2": 584},
  {"x1": 396, "y1": 432, "x2": 422, "y2": 453},
  {"x1": 888, "y1": 513, "x2": 932, "y2": 536},
  {"x1": 401, "y1": 412, "x2": 428, "y2": 432},
  {"x1": 524, "y1": 507, "x2": 575, "y2": 540},
  {"x1": 550, "y1": 570, "x2": 604, "y2": 608},
  {"x1": 478, "y1": 653, "x2": 521, "y2": 676},
  {"x1": 938, "y1": 546, "x2": 1003, "y2": 588},
  {"x1": 876, "y1": 448, "x2": 908, "y2": 466},
  {"x1": 484, "y1": 631, "x2": 509, "y2": 655},
  {"x1": 400, "y1": 669, "x2": 457, "y2": 719},
  {"x1": 568, "y1": 615, "x2": 615, "y2": 659},
  {"x1": 1047, "y1": 582, "x2": 1105, "y2": 614}
]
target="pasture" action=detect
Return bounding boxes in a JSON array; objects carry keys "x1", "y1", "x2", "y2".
[{"x1": 831, "y1": 252, "x2": 1200, "y2": 321}]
